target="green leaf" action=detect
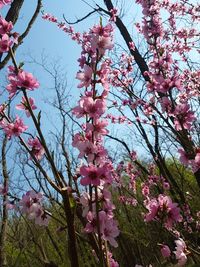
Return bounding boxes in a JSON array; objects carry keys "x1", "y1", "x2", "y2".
[
  {"x1": 100, "y1": 16, "x2": 103, "y2": 27},
  {"x1": 18, "y1": 62, "x2": 24, "y2": 69},
  {"x1": 69, "y1": 195, "x2": 76, "y2": 209}
]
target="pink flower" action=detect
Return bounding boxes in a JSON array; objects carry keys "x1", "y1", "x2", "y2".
[
  {"x1": 144, "y1": 195, "x2": 182, "y2": 228},
  {"x1": 77, "y1": 140, "x2": 97, "y2": 162},
  {"x1": 73, "y1": 96, "x2": 106, "y2": 119},
  {"x1": 28, "y1": 137, "x2": 45, "y2": 161},
  {"x1": 129, "y1": 41, "x2": 135, "y2": 51},
  {"x1": 6, "y1": 67, "x2": 39, "y2": 97},
  {"x1": 85, "y1": 119, "x2": 108, "y2": 140},
  {"x1": 174, "y1": 103, "x2": 195, "y2": 131},
  {"x1": 141, "y1": 184, "x2": 150, "y2": 197},
  {"x1": 99, "y1": 211, "x2": 119, "y2": 247},
  {"x1": 0, "y1": 116, "x2": 28, "y2": 139},
  {"x1": 145, "y1": 198, "x2": 159, "y2": 221},
  {"x1": 174, "y1": 239, "x2": 187, "y2": 266},
  {"x1": 84, "y1": 97, "x2": 106, "y2": 118},
  {"x1": 0, "y1": 0, "x2": 12, "y2": 9},
  {"x1": 91, "y1": 35, "x2": 113, "y2": 55},
  {"x1": 85, "y1": 210, "x2": 119, "y2": 247},
  {"x1": 109, "y1": 8, "x2": 118, "y2": 22},
  {"x1": 0, "y1": 16, "x2": 13, "y2": 34},
  {"x1": 17, "y1": 70, "x2": 39, "y2": 90},
  {"x1": 76, "y1": 65, "x2": 93, "y2": 88},
  {"x1": 16, "y1": 96, "x2": 37, "y2": 117},
  {"x1": 161, "y1": 244, "x2": 171, "y2": 258},
  {"x1": 19, "y1": 190, "x2": 49, "y2": 226},
  {"x1": 20, "y1": 190, "x2": 43, "y2": 214},
  {"x1": 80, "y1": 164, "x2": 103, "y2": 186},
  {"x1": 178, "y1": 148, "x2": 189, "y2": 166},
  {"x1": 107, "y1": 251, "x2": 119, "y2": 267},
  {"x1": 35, "y1": 211, "x2": 50, "y2": 226},
  {"x1": 158, "y1": 195, "x2": 182, "y2": 228},
  {"x1": 0, "y1": 34, "x2": 12, "y2": 52}
]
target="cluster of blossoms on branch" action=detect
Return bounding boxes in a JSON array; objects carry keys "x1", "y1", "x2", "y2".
[
  {"x1": 0, "y1": 0, "x2": 200, "y2": 266},
  {"x1": 116, "y1": 157, "x2": 197, "y2": 266},
  {"x1": 19, "y1": 190, "x2": 50, "y2": 226},
  {"x1": 161, "y1": 238, "x2": 188, "y2": 266},
  {"x1": 0, "y1": 0, "x2": 47, "y2": 226},
  {"x1": 69, "y1": 21, "x2": 119, "y2": 265},
  {"x1": 0, "y1": 188, "x2": 49, "y2": 226},
  {"x1": 42, "y1": 13, "x2": 82, "y2": 44},
  {"x1": 178, "y1": 148, "x2": 200, "y2": 172},
  {"x1": 0, "y1": 2, "x2": 19, "y2": 52},
  {"x1": 132, "y1": 0, "x2": 200, "y2": 180}
]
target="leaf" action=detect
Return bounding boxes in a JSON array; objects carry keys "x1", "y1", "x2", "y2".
[
  {"x1": 18, "y1": 62, "x2": 24, "y2": 69},
  {"x1": 100, "y1": 16, "x2": 103, "y2": 27},
  {"x1": 69, "y1": 195, "x2": 76, "y2": 209}
]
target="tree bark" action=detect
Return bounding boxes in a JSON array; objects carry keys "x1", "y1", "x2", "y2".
[{"x1": 0, "y1": 137, "x2": 9, "y2": 267}]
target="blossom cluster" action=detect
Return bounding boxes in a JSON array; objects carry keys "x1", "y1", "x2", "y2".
[
  {"x1": 0, "y1": 188, "x2": 49, "y2": 226},
  {"x1": 161, "y1": 238, "x2": 188, "y2": 266},
  {"x1": 7, "y1": 65, "x2": 39, "y2": 98},
  {"x1": 144, "y1": 194, "x2": 182, "y2": 229},
  {"x1": 178, "y1": 148, "x2": 200, "y2": 172},
  {"x1": 19, "y1": 190, "x2": 50, "y2": 226},
  {"x1": 42, "y1": 13, "x2": 82, "y2": 44},
  {"x1": 68, "y1": 20, "x2": 119, "y2": 264},
  {"x1": 0, "y1": 10, "x2": 19, "y2": 53}
]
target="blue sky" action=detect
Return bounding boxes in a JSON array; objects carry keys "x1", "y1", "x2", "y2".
[
  {"x1": 1, "y1": 0, "x2": 139, "y2": 132},
  {"x1": 0, "y1": 1, "x2": 144, "y2": 165}
]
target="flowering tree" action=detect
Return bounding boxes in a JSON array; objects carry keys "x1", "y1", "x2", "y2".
[{"x1": 0, "y1": 0, "x2": 200, "y2": 267}]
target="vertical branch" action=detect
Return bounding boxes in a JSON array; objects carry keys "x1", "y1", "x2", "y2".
[
  {"x1": 61, "y1": 188, "x2": 79, "y2": 267},
  {"x1": 0, "y1": 136, "x2": 9, "y2": 267}
]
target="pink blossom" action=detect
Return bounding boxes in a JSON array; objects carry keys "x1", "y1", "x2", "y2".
[
  {"x1": 0, "y1": 116, "x2": 28, "y2": 139},
  {"x1": 76, "y1": 65, "x2": 93, "y2": 88},
  {"x1": 161, "y1": 244, "x2": 171, "y2": 258},
  {"x1": 109, "y1": 8, "x2": 118, "y2": 22},
  {"x1": 107, "y1": 251, "x2": 119, "y2": 267},
  {"x1": 91, "y1": 34, "x2": 113, "y2": 55},
  {"x1": 80, "y1": 192, "x2": 91, "y2": 217},
  {"x1": 174, "y1": 103, "x2": 195, "y2": 131},
  {"x1": 0, "y1": 34, "x2": 12, "y2": 52},
  {"x1": 158, "y1": 195, "x2": 182, "y2": 228},
  {"x1": 85, "y1": 119, "x2": 108, "y2": 140},
  {"x1": 145, "y1": 198, "x2": 159, "y2": 222},
  {"x1": 0, "y1": 16, "x2": 13, "y2": 34},
  {"x1": 99, "y1": 211, "x2": 119, "y2": 247},
  {"x1": 77, "y1": 140, "x2": 97, "y2": 162},
  {"x1": 0, "y1": 0, "x2": 12, "y2": 9},
  {"x1": 90, "y1": 24, "x2": 113, "y2": 38},
  {"x1": 20, "y1": 190, "x2": 42, "y2": 213},
  {"x1": 28, "y1": 137, "x2": 45, "y2": 161},
  {"x1": 129, "y1": 41, "x2": 135, "y2": 51},
  {"x1": 16, "y1": 96, "x2": 37, "y2": 117},
  {"x1": 73, "y1": 96, "x2": 106, "y2": 119},
  {"x1": 85, "y1": 210, "x2": 119, "y2": 247},
  {"x1": 80, "y1": 164, "x2": 103, "y2": 186},
  {"x1": 141, "y1": 184, "x2": 150, "y2": 197},
  {"x1": 144, "y1": 195, "x2": 182, "y2": 228},
  {"x1": 17, "y1": 70, "x2": 40, "y2": 90},
  {"x1": 178, "y1": 148, "x2": 189, "y2": 166},
  {"x1": 174, "y1": 239, "x2": 187, "y2": 266},
  {"x1": 7, "y1": 67, "x2": 39, "y2": 97},
  {"x1": 19, "y1": 190, "x2": 49, "y2": 226}
]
